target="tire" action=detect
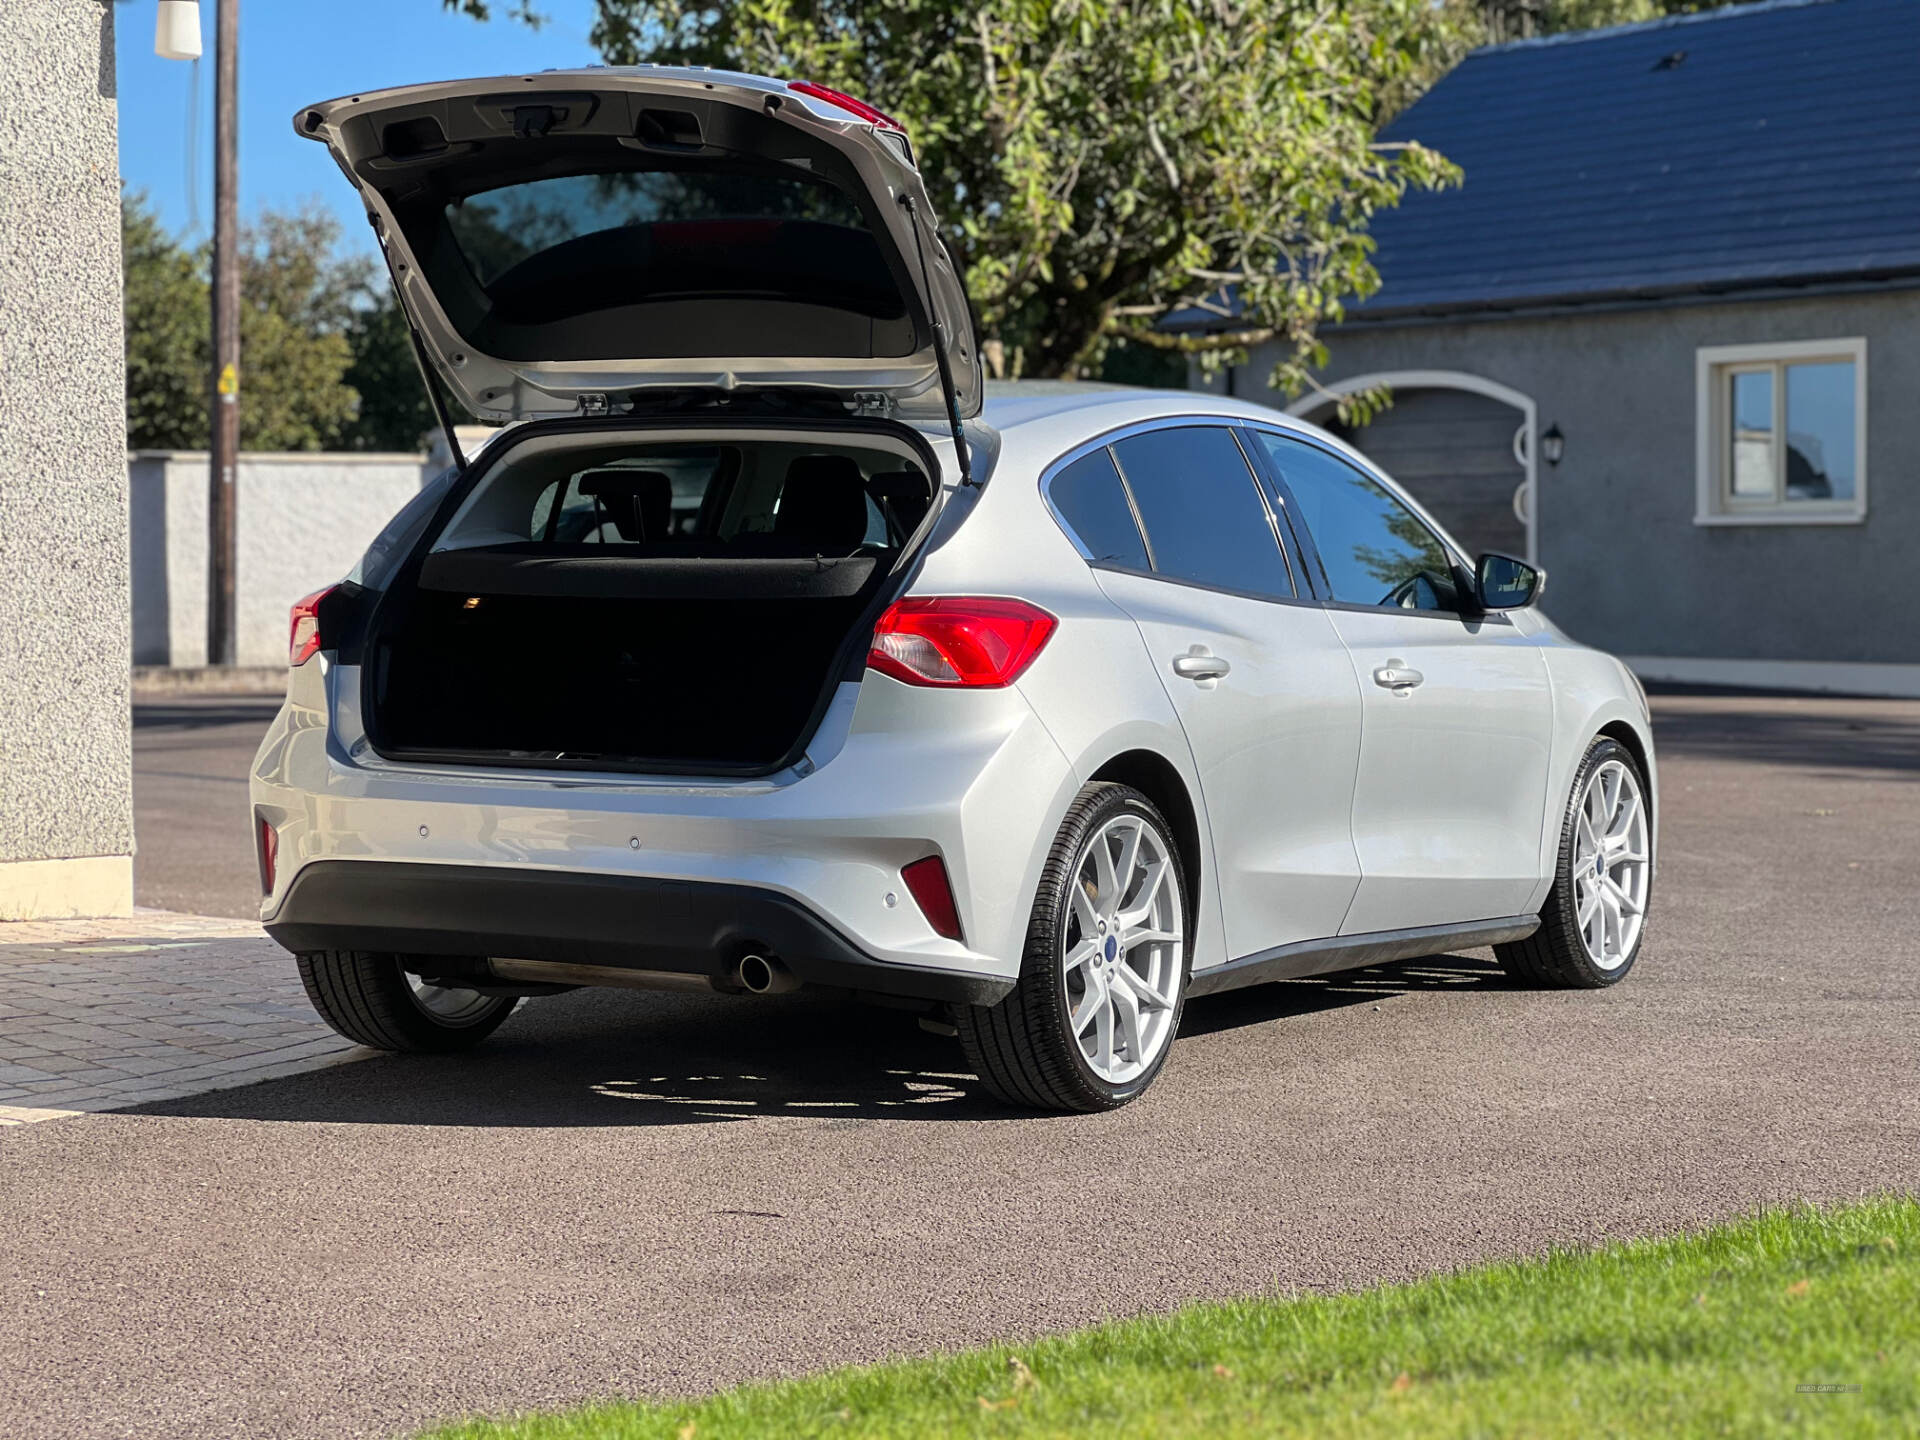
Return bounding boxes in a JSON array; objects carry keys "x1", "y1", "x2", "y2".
[
  {"x1": 955, "y1": 782, "x2": 1191, "y2": 1112},
  {"x1": 295, "y1": 950, "x2": 519, "y2": 1052},
  {"x1": 1496, "y1": 737, "x2": 1651, "y2": 989}
]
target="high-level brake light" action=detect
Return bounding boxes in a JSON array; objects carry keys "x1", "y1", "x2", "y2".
[
  {"x1": 867, "y1": 597, "x2": 1057, "y2": 689},
  {"x1": 787, "y1": 81, "x2": 905, "y2": 133}
]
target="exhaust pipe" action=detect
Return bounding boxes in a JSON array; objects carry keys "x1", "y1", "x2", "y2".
[{"x1": 734, "y1": 952, "x2": 799, "y2": 995}]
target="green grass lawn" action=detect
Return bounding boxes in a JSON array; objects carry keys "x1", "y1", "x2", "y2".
[{"x1": 424, "y1": 1197, "x2": 1917, "y2": 1439}]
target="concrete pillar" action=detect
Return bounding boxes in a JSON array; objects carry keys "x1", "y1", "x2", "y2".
[{"x1": 0, "y1": 0, "x2": 134, "y2": 919}]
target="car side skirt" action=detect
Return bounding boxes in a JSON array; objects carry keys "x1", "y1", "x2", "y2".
[{"x1": 1185, "y1": 915, "x2": 1541, "y2": 998}]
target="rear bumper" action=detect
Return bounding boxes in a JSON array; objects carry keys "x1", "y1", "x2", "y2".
[
  {"x1": 265, "y1": 860, "x2": 1016, "y2": 1006},
  {"x1": 251, "y1": 660, "x2": 1080, "y2": 999}
]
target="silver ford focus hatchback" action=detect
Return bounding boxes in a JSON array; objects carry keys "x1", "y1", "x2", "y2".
[{"x1": 252, "y1": 68, "x2": 1656, "y2": 1111}]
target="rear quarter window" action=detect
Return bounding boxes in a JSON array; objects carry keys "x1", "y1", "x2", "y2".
[
  {"x1": 346, "y1": 467, "x2": 461, "y2": 590},
  {"x1": 1047, "y1": 448, "x2": 1150, "y2": 570}
]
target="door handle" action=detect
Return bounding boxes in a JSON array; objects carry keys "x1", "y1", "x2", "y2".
[
  {"x1": 1172, "y1": 648, "x2": 1231, "y2": 682},
  {"x1": 1372, "y1": 658, "x2": 1424, "y2": 691}
]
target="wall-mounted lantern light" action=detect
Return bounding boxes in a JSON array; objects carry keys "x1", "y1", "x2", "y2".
[
  {"x1": 1541, "y1": 422, "x2": 1565, "y2": 467},
  {"x1": 155, "y1": 0, "x2": 203, "y2": 61}
]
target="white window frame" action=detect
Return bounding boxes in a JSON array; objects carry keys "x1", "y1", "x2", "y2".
[{"x1": 1695, "y1": 337, "x2": 1867, "y2": 525}]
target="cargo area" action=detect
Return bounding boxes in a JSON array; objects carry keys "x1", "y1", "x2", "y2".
[{"x1": 364, "y1": 430, "x2": 935, "y2": 772}]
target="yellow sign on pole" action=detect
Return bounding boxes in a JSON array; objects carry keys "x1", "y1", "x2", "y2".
[{"x1": 217, "y1": 363, "x2": 239, "y2": 397}]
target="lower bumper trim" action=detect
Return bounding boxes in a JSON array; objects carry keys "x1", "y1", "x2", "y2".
[{"x1": 264, "y1": 860, "x2": 1014, "y2": 1007}]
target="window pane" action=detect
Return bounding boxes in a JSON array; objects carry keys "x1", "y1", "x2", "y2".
[
  {"x1": 1785, "y1": 361, "x2": 1855, "y2": 501},
  {"x1": 1047, "y1": 448, "x2": 1150, "y2": 570},
  {"x1": 447, "y1": 171, "x2": 871, "y2": 286},
  {"x1": 348, "y1": 467, "x2": 460, "y2": 589},
  {"x1": 1729, "y1": 370, "x2": 1775, "y2": 499},
  {"x1": 1110, "y1": 428, "x2": 1293, "y2": 599},
  {"x1": 1253, "y1": 433, "x2": 1458, "y2": 611},
  {"x1": 423, "y1": 169, "x2": 908, "y2": 348}
]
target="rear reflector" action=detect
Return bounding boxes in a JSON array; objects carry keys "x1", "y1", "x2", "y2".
[
  {"x1": 256, "y1": 815, "x2": 278, "y2": 895},
  {"x1": 867, "y1": 597, "x2": 1057, "y2": 688},
  {"x1": 787, "y1": 80, "x2": 904, "y2": 133},
  {"x1": 289, "y1": 586, "x2": 334, "y2": 667},
  {"x1": 901, "y1": 855, "x2": 963, "y2": 942}
]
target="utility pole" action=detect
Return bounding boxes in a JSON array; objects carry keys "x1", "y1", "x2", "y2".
[{"x1": 207, "y1": 0, "x2": 240, "y2": 666}]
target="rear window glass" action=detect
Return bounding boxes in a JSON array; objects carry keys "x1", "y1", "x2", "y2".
[
  {"x1": 530, "y1": 450, "x2": 726, "y2": 543},
  {"x1": 432, "y1": 440, "x2": 923, "y2": 557},
  {"x1": 446, "y1": 170, "x2": 873, "y2": 289}
]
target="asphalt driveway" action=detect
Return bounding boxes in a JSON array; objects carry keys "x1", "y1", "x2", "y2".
[{"x1": 2, "y1": 691, "x2": 1916, "y2": 1439}]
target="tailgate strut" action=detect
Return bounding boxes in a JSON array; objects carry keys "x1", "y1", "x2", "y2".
[
  {"x1": 901, "y1": 196, "x2": 977, "y2": 488},
  {"x1": 370, "y1": 215, "x2": 468, "y2": 475}
]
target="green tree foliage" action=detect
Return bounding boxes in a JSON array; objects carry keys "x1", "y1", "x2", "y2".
[
  {"x1": 234, "y1": 206, "x2": 366, "y2": 451},
  {"x1": 123, "y1": 194, "x2": 209, "y2": 451},
  {"x1": 342, "y1": 292, "x2": 438, "y2": 453},
  {"x1": 446, "y1": 0, "x2": 1469, "y2": 397},
  {"x1": 121, "y1": 192, "x2": 430, "y2": 452}
]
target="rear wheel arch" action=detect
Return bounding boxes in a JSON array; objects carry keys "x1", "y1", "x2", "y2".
[{"x1": 1087, "y1": 749, "x2": 1203, "y2": 920}]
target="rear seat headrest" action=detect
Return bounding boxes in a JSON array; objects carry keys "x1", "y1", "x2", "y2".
[
  {"x1": 577, "y1": 469, "x2": 673, "y2": 541},
  {"x1": 776, "y1": 455, "x2": 870, "y2": 552}
]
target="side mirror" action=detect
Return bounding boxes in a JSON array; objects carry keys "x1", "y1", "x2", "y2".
[{"x1": 1475, "y1": 552, "x2": 1544, "y2": 610}]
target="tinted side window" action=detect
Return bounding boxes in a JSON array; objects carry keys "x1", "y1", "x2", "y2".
[
  {"x1": 1110, "y1": 427, "x2": 1293, "y2": 599},
  {"x1": 1047, "y1": 447, "x2": 1150, "y2": 571},
  {"x1": 1254, "y1": 433, "x2": 1458, "y2": 612}
]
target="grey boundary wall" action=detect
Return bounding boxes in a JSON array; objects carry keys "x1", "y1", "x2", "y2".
[{"x1": 0, "y1": 0, "x2": 135, "y2": 916}]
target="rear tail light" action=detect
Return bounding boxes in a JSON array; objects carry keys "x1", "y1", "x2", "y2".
[
  {"x1": 787, "y1": 80, "x2": 905, "y2": 133},
  {"x1": 289, "y1": 586, "x2": 334, "y2": 667},
  {"x1": 901, "y1": 855, "x2": 963, "y2": 942},
  {"x1": 867, "y1": 597, "x2": 1057, "y2": 688},
  {"x1": 256, "y1": 814, "x2": 278, "y2": 895}
]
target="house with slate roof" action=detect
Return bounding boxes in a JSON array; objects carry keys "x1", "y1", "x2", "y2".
[{"x1": 1202, "y1": 0, "x2": 1920, "y2": 696}]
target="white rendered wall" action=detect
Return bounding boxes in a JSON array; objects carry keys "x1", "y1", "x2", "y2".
[{"x1": 129, "y1": 453, "x2": 428, "y2": 667}]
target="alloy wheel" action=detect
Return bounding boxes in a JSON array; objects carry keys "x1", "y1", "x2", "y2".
[
  {"x1": 1062, "y1": 813, "x2": 1184, "y2": 1084},
  {"x1": 1572, "y1": 758, "x2": 1649, "y2": 970}
]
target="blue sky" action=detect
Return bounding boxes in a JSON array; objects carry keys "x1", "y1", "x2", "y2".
[{"x1": 115, "y1": 0, "x2": 605, "y2": 252}]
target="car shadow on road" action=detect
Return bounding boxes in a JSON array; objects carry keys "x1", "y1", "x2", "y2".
[
  {"x1": 124, "y1": 986, "x2": 1016, "y2": 1128},
  {"x1": 122, "y1": 954, "x2": 1509, "y2": 1129},
  {"x1": 1178, "y1": 952, "x2": 1511, "y2": 1037}
]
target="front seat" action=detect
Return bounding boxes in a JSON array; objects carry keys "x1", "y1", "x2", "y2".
[
  {"x1": 774, "y1": 455, "x2": 871, "y2": 554},
  {"x1": 577, "y1": 469, "x2": 673, "y2": 542}
]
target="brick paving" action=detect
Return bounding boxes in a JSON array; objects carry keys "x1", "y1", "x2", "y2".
[{"x1": 0, "y1": 910, "x2": 362, "y2": 1124}]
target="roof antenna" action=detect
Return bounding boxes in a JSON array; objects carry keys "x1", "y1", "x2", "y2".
[{"x1": 901, "y1": 195, "x2": 978, "y2": 488}]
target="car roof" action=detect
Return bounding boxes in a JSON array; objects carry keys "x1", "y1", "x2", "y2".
[
  {"x1": 977, "y1": 380, "x2": 1479, "y2": 567},
  {"x1": 979, "y1": 380, "x2": 1329, "y2": 452}
]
